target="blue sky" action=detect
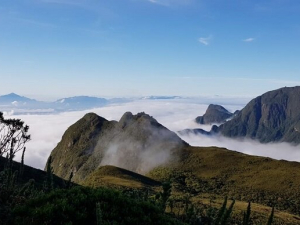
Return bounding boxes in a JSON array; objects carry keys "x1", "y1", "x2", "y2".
[{"x1": 0, "y1": 0, "x2": 300, "y2": 100}]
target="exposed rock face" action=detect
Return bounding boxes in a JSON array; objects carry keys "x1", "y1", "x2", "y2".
[
  {"x1": 219, "y1": 86, "x2": 300, "y2": 144},
  {"x1": 195, "y1": 104, "x2": 233, "y2": 125},
  {"x1": 48, "y1": 112, "x2": 188, "y2": 183}
]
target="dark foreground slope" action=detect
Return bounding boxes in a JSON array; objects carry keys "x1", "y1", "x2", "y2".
[
  {"x1": 0, "y1": 156, "x2": 66, "y2": 188},
  {"x1": 48, "y1": 112, "x2": 187, "y2": 183},
  {"x1": 219, "y1": 86, "x2": 300, "y2": 144},
  {"x1": 0, "y1": 158, "x2": 183, "y2": 225}
]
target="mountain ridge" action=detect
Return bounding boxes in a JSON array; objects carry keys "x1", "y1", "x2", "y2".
[
  {"x1": 48, "y1": 111, "x2": 187, "y2": 183},
  {"x1": 218, "y1": 86, "x2": 300, "y2": 144}
]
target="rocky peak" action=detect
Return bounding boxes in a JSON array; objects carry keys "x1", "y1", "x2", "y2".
[
  {"x1": 47, "y1": 112, "x2": 188, "y2": 183},
  {"x1": 219, "y1": 86, "x2": 300, "y2": 144},
  {"x1": 195, "y1": 104, "x2": 233, "y2": 125}
]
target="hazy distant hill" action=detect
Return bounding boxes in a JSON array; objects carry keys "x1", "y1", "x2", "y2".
[
  {"x1": 55, "y1": 96, "x2": 108, "y2": 111},
  {"x1": 218, "y1": 86, "x2": 300, "y2": 144},
  {"x1": 0, "y1": 93, "x2": 36, "y2": 104},
  {"x1": 0, "y1": 93, "x2": 117, "y2": 114},
  {"x1": 195, "y1": 104, "x2": 234, "y2": 125},
  {"x1": 141, "y1": 96, "x2": 182, "y2": 100}
]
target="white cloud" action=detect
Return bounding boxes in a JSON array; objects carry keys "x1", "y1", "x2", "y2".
[
  {"x1": 12, "y1": 101, "x2": 18, "y2": 106},
  {"x1": 7, "y1": 98, "x2": 300, "y2": 172},
  {"x1": 243, "y1": 37, "x2": 255, "y2": 42},
  {"x1": 198, "y1": 35, "x2": 212, "y2": 46},
  {"x1": 10, "y1": 99, "x2": 242, "y2": 169},
  {"x1": 179, "y1": 133, "x2": 300, "y2": 162}
]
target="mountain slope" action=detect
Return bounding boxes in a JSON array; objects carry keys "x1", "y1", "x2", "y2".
[
  {"x1": 148, "y1": 145, "x2": 300, "y2": 218},
  {"x1": 218, "y1": 86, "x2": 300, "y2": 144},
  {"x1": 0, "y1": 156, "x2": 67, "y2": 188},
  {"x1": 82, "y1": 165, "x2": 161, "y2": 189},
  {"x1": 48, "y1": 112, "x2": 187, "y2": 183}
]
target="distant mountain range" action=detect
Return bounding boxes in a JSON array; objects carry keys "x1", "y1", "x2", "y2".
[
  {"x1": 0, "y1": 93, "x2": 190, "y2": 114},
  {"x1": 141, "y1": 96, "x2": 182, "y2": 100},
  {"x1": 0, "y1": 93, "x2": 129, "y2": 114}
]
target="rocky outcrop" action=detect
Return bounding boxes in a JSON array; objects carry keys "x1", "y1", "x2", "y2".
[{"x1": 195, "y1": 104, "x2": 233, "y2": 125}]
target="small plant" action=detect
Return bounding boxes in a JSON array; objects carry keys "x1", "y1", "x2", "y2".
[
  {"x1": 243, "y1": 202, "x2": 251, "y2": 225},
  {"x1": 266, "y1": 206, "x2": 275, "y2": 225}
]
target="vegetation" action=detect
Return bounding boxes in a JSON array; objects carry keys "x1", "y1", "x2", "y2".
[
  {"x1": 12, "y1": 186, "x2": 184, "y2": 225},
  {"x1": 148, "y1": 146, "x2": 300, "y2": 224},
  {"x1": 1, "y1": 112, "x2": 300, "y2": 224}
]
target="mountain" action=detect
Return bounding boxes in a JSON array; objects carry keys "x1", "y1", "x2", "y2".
[
  {"x1": 195, "y1": 104, "x2": 234, "y2": 125},
  {"x1": 48, "y1": 112, "x2": 187, "y2": 183},
  {"x1": 47, "y1": 110, "x2": 300, "y2": 223},
  {"x1": 0, "y1": 93, "x2": 36, "y2": 105},
  {"x1": 218, "y1": 86, "x2": 300, "y2": 144},
  {"x1": 0, "y1": 93, "x2": 112, "y2": 114},
  {"x1": 55, "y1": 96, "x2": 108, "y2": 110},
  {"x1": 141, "y1": 96, "x2": 182, "y2": 100}
]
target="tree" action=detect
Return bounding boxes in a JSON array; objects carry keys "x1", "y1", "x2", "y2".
[
  {"x1": 45, "y1": 156, "x2": 54, "y2": 192},
  {"x1": 0, "y1": 112, "x2": 30, "y2": 159}
]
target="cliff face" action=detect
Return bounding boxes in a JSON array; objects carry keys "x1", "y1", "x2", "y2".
[
  {"x1": 47, "y1": 112, "x2": 187, "y2": 183},
  {"x1": 195, "y1": 104, "x2": 233, "y2": 125},
  {"x1": 219, "y1": 86, "x2": 300, "y2": 144}
]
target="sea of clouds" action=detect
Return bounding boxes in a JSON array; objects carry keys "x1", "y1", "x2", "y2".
[{"x1": 5, "y1": 97, "x2": 300, "y2": 169}]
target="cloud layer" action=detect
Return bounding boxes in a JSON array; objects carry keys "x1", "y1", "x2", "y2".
[
  {"x1": 8, "y1": 98, "x2": 300, "y2": 170},
  {"x1": 180, "y1": 133, "x2": 300, "y2": 162}
]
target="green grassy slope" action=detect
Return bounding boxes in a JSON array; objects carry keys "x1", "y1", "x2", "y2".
[
  {"x1": 148, "y1": 146, "x2": 300, "y2": 223},
  {"x1": 82, "y1": 165, "x2": 161, "y2": 189}
]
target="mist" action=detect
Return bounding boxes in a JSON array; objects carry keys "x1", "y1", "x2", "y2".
[
  {"x1": 6, "y1": 98, "x2": 299, "y2": 170},
  {"x1": 179, "y1": 133, "x2": 300, "y2": 162}
]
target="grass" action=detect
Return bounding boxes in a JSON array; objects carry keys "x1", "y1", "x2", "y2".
[
  {"x1": 82, "y1": 165, "x2": 160, "y2": 189},
  {"x1": 147, "y1": 146, "x2": 300, "y2": 223}
]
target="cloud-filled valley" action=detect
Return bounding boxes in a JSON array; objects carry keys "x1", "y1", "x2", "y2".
[{"x1": 8, "y1": 98, "x2": 300, "y2": 170}]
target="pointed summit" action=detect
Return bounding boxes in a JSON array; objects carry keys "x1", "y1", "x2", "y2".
[{"x1": 0, "y1": 93, "x2": 36, "y2": 103}]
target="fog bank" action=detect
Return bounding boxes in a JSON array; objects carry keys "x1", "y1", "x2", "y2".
[{"x1": 7, "y1": 98, "x2": 299, "y2": 170}]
